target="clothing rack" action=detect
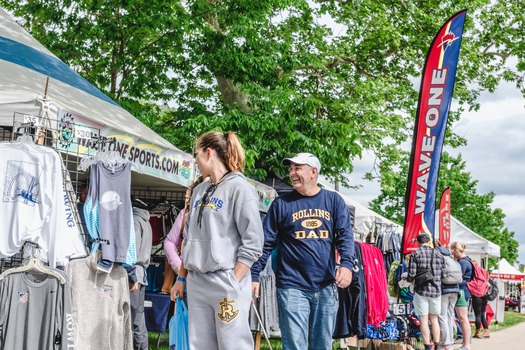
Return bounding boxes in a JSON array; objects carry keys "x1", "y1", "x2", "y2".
[
  {"x1": 130, "y1": 189, "x2": 185, "y2": 208},
  {"x1": 0, "y1": 112, "x2": 97, "y2": 267},
  {"x1": 0, "y1": 241, "x2": 40, "y2": 274},
  {"x1": 10, "y1": 111, "x2": 99, "y2": 197}
]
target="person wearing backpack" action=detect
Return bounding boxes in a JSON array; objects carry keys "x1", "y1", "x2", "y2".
[
  {"x1": 450, "y1": 242, "x2": 472, "y2": 350},
  {"x1": 435, "y1": 239, "x2": 460, "y2": 350},
  {"x1": 407, "y1": 233, "x2": 445, "y2": 350},
  {"x1": 471, "y1": 260, "x2": 491, "y2": 339}
]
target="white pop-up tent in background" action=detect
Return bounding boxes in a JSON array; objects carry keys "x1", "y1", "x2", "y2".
[
  {"x1": 318, "y1": 179, "x2": 404, "y2": 241},
  {"x1": 491, "y1": 258, "x2": 525, "y2": 315},
  {"x1": 448, "y1": 215, "x2": 500, "y2": 262},
  {"x1": 491, "y1": 258, "x2": 525, "y2": 281}
]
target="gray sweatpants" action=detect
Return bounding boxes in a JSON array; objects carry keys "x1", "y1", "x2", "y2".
[
  {"x1": 130, "y1": 284, "x2": 148, "y2": 350},
  {"x1": 187, "y1": 270, "x2": 253, "y2": 350}
]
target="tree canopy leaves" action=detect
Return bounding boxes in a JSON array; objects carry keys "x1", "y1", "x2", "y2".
[
  {"x1": 2, "y1": 0, "x2": 522, "y2": 260},
  {"x1": 3, "y1": 0, "x2": 523, "y2": 180}
]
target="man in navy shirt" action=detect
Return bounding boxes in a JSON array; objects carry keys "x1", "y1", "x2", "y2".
[{"x1": 252, "y1": 152, "x2": 355, "y2": 350}]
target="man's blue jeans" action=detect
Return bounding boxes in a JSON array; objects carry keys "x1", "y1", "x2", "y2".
[{"x1": 277, "y1": 284, "x2": 338, "y2": 350}]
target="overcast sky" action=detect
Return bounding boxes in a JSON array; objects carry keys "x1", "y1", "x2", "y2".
[{"x1": 340, "y1": 81, "x2": 525, "y2": 265}]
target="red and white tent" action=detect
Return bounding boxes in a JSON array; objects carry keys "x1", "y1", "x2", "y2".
[{"x1": 491, "y1": 258, "x2": 525, "y2": 281}]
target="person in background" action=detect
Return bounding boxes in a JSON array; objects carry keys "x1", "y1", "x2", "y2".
[
  {"x1": 407, "y1": 233, "x2": 444, "y2": 350},
  {"x1": 170, "y1": 131, "x2": 263, "y2": 350},
  {"x1": 471, "y1": 259, "x2": 490, "y2": 339},
  {"x1": 454, "y1": 312, "x2": 463, "y2": 344},
  {"x1": 435, "y1": 239, "x2": 460, "y2": 350},
  {"x1": 450, "y1": 241, "x2": 472, "y2": 350},
  {"x1": 129, "y1": 205, "x2": 153, "y2": 349},
  {"x1": 251, "y1": 152, "x2": 355, "y2": 350},
  {"x1": 164, "y1": 176, "x2": 207, "y2": 276},
  {"x1": 76, "y1": 183, "x2": 90, "y2": 245}
]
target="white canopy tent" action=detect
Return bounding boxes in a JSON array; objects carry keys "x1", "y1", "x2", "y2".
[
  {"x1": 449, "y1": 215, "x2": 500, "y2": 261},
  {"x1": 0, "y1": 8, "x2": 194, "y2": 190},
  {"x1": 349, "y1": 196, "x2": 404, "y2": 241},
  {"x1": 490, "y1": 258, "x2": 525, "y2": 318},
  {"x1": 318, "y1": 180, "x2": 404, "y2": 240}
]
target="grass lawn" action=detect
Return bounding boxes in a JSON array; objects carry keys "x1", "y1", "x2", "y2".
[
  {"x1": 147, "y1": 311, "x2": 525, "y2": 350},
  {"x1": 487, "y1": 310, "x2": 525, "y2": 332},
  {"x1": 146, "y1": 332, "x2": 342, "y2": 350}
]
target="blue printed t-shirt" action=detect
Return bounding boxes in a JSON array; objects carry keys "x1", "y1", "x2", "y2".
[{"x1": 252, "y1": 188, "x2": 355, "y2": 291}]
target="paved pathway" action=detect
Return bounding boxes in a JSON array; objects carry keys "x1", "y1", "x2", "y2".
[{"x1": 452, "y1": 321, "x2": 525, "y2": 350}]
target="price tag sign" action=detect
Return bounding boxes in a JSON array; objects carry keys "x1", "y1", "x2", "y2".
[
  {"x1": 393, "y1": 303, "x2": 411, "y2": 315},
  {"x1": 23, "y1": 114, "x2": 44, "y2": 127},
  {"x1": 75, "y1": 126, "x2": 92, "y2": 140}
]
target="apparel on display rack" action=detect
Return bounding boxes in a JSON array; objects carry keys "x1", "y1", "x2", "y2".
[
  {"x1": 0, "y1": 111, "x2": 141, "y2": 349},
  {"x1": 81, "y1": 155, "x2": 137, "y2": 268},
  {"x1": 0, "y1": 129, "x2": 86, "y2": 267},
  {"x1": 66, "y1": 250, "x2": 133, "y2": 350},
  {"x1": 0, "y1": 10, "x2": 199, "y2": 345},
  {"x1": 0, "y1": 241, "x2": 75, "y2": 350}
]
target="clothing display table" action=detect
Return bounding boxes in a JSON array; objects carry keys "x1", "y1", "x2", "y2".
[{"x1": 145, "y1": 292, "x2": 172, "y2": 333}]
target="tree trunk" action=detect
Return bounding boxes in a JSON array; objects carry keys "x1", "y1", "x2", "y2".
[{"x1": 216, "y1": 76, "x2": 251, "y2": 113}]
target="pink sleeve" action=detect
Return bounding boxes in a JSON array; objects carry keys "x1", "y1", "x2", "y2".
[{"x1": 164, "y1": 208, "x2": 185, "y2": 271}]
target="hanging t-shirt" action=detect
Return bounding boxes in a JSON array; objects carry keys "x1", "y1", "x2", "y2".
[
  {"x1": 83, "y1": 161, "x2": 136, "y2": 264},
  {"x1": 359, "y1": 242, "x2": 389, "y2": 327},
  {"x1": 0, "y1": 271, "x2": 75, "y2": 349},
  {"x1": 334, "y1": 242, "x2": 367, "y2": 339},
  {"x1": 66, "y1": 253, "x2": 133, "y2": 350},
  {"x1": 0, "y1": 140, "x2": 85, "y2": 267}
]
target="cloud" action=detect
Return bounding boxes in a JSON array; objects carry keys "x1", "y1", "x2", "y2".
[
  {"x1": 518, "y1": 245, "x2": 525, "y2": 266},
  {"x1": 342, "y1": 83, "x2": 525, "y2": 263},
  {"x1": 451, "y1": 83, "x2": 525, "y2": 263},
  {"x1": 451, "y1": 93, "x2": 525, "y2": 196}
]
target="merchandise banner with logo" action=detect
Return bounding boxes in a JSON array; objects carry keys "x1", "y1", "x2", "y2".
[
  {"x1": 438, "y1": 187, "x2": 451, "y2": 247},
  {"x1": 56, "y1": 109, "x2": 194, "y2": 188}
]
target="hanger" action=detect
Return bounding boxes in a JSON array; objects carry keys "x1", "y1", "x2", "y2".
[
  {"x1": 0, "y1": 257, "x2": 66, "y2": 284},
  {"x1": 132, "y1": 196, "x2": 150, "y2": 210},
  {"x1": 150, "y1": 203, "x2": 172, "y2": 216},
  {"x1": 16, "y1": 134, "x2": 35, "y2": 143},
  {"x1": 78, "y1": 150, "x2": 121, "y2": 171},
  {"x1": 78, "y1": 150, "x2": 143, "y2": 173}
]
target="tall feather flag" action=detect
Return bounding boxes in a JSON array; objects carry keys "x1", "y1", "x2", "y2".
[
  {"x1": 402, "y1": 10, "x2": 467, "y2": 254},
  {"x1": 438, "y1": 187, "x2": 451, "y2": 248}
]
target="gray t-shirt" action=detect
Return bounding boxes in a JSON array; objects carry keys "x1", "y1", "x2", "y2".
[
  {"x1": 0, "y1": 271, "x2": 74, "y2": 349},
  {"x1": 96, "y1": 161, "x2": 135, "y2": 264},
  {"x1": 66, "y1": 253, "x2": 133, "y2": 350}
]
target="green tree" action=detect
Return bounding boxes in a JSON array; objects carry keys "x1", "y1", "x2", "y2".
[
  {"x1": 369, "y1": 151, "x2": 519, "y2": 263},
  {"x1": 1, "y1": 0, "x2": 523, "y2": 182},
  {"x1": 1, "y1": 1, "x2": 522, "y2": 259}
]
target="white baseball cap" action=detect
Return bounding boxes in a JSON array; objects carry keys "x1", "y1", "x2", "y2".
[{"x1": 282, "y1": 153, "x2": 321, "y2": 172}]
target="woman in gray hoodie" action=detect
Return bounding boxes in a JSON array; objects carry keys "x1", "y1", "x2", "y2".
[{"x1": 171, "y1": 131, "x2": 264, "y2": 350}]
